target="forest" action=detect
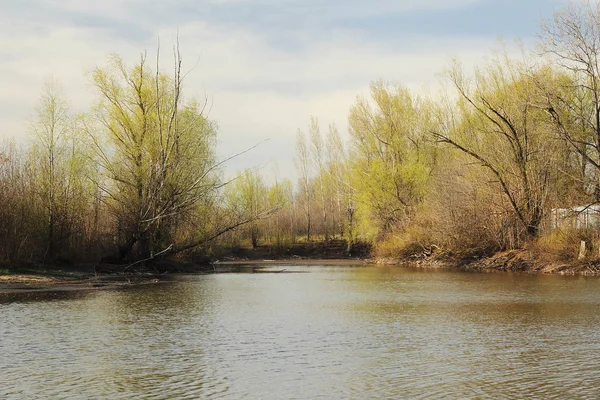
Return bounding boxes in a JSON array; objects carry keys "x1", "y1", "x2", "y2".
[{"x1": 2, "y1": 2, "x2": 600, "y2": 269}]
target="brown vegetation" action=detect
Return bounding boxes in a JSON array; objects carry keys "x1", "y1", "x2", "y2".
[{"x1": 4, "y1": 2, "x2": 600, "y2": 275}]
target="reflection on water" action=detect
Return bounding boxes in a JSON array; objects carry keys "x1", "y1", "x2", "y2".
[{"x1": 2, "y1": 267, "x2": 600, "y2": 399}]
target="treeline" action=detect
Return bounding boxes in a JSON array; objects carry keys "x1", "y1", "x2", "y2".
[
  {"x1": 0, "y1": 50, "x2": 258, "y2": 266},
  {"x1": 218, "y1": 119, "x2": 355, "y2": 252},
  {"x1": 3, "y1": 2, "x2": 600, "y2": 266},
  {"x1": 221, "y1": 2, "x2": 600, "y2": 261}
]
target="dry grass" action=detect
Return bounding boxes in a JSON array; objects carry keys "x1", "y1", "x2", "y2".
[{"x1": 533, "y1": 228, "x2": 600, "y2": 262}]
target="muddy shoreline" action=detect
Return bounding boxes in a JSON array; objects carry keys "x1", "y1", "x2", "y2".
[
  {"x1": 0, "y1": 258, "x2": 367, "y2": 297},
  {"x1": 376, "y1": 249, "x2": 600, "y2": 276},
  {"x1": 0, "y1": 273, "x2": 167, "y2": 295},
  {"x1": 2, "y1": 252, "x2": 599, "y2": 298}
]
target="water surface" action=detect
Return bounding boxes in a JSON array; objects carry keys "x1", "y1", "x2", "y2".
[{"x1": 2, "y1": 266, "x2": 600, "y2": 399}]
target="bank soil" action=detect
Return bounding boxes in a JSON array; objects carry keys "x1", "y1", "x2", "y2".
[
  {"x1": 0, "y1": 256, "x2": 367, "y2": 296},
  {"x1": 0, "y1": 264, "x2": 168, "y2": 296},
  {"x1": 4, "y1": 244, "x2": 598, "y2": 297},
  {"x1": 389, "y1": 249, "x2": 600, "y2": 275}
]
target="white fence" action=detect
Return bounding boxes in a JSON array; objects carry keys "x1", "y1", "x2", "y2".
[{"x1": 550, "y1": 205, "x2": 600, "y2": 230}]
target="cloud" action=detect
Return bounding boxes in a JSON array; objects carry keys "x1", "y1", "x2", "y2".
[
  {"x1": 0, "y1": 0, "x2": 556, "y2": 181},
  {"x1": 169, "y1": 22, "x2": 514, "y2": 180}
]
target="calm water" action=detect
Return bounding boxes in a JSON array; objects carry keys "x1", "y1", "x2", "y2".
[{"x1": 2, "y1": 265, "x2": 600, "y2": 399}]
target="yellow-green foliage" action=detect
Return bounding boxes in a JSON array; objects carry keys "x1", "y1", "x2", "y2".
[
  {"x1": 6, "y1": 0, "x2": 600, "y2": 266},
  {"x1": 348, "y1": 81, "x2": 434, "y2": 240}
]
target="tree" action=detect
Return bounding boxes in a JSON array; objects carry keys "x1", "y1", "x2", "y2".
[
  {"x1": 309, "y1": 117, "x2": 330, "y2": 241},
  {"x1": 541, "y1": 1, "x2": 600, "y2": 201},
  {"x1": 295, "y1": 129, "x2": 312, "y2": 241},
  {"x1": 29, "y1": 78, "x2": 74, "y2": 261},
  {"x1": 87, "y1": 50, "x2": 219, "y2": 261},
  {"x1": 433, "y1": 56, "x2": 561, "y2": 241},
  {"x1": 225, "y1": 170, "x2": 269, "y2": 248},
  {"x1": 0, "y1": 140, "x2": 33, "y2": 262},
  {"x1": 268, "y1": 176, "x2": 294, "y2": 247},
  {"x1": 348, "y1": 80, "x2": 433, "y2": 239}
]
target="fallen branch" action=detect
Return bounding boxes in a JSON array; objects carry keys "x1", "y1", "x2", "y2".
[
  {"x1": 123, "y1": 244, "x2": 173, "y2": 272},
  {"x1": 173, "y1": 207, "x2": 280, "y2": 254}
]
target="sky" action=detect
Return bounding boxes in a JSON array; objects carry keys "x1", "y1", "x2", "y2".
[{"x1": 0, "y1": 0, "x2": 567, "y2": 182}]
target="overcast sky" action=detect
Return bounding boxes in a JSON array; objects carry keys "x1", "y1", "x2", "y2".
[{"x1": 0, "y1": 0, "x2": 566, "y2": 181}]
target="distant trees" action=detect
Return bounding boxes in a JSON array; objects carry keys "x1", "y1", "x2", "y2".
[
  {"x1": 291, "y1": 118, "x2": 356, "y2": 245},
  {"x1": 309, "y1": 117, "x2": 329, "y2": 241},
  {"x1": 27, "y1": 79, "x2": 95, "y2": 262},
  {"x1": 30, "y1": 79, "x2": 74, "y2": 261},
  {"x1": 267, "y1": 177, "x2": 294, "y2": 247},
  {"x1": 0, "y1": 81, "x2": 94, "y2": 264},
  {"x1": 295, "y1": 128, "x2": 312, "y2": 241},
  {"x1": 7, "y1": 0, "x2": 600, "y2": 266},
  {"x1": 0, "y1": 141, "x2": 32, "y2": 262},
  {"x1": 0, "y1": 48, "x2": 276, "y2": 266},
  {"x1": 324, "y1": 123, "x2": 350, "y2": 239},
  {"x1": 225, "y1": 170, "x2": 269, "y2": 248}
]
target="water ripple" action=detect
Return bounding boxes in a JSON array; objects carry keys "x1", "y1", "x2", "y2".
[{"x1": 2, "y1": 268, "x2": 600, "y2": 399}]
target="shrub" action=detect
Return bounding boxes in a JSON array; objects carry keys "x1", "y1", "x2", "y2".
[{"x1": 534, "y1": 228, "x2": 600, "y2": 261}]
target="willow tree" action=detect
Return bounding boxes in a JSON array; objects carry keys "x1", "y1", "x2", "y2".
[
  {"x1": 433, "y1": 57, "x2": 562, "y2": 242},
  {"x1": 88, "y1": 50, "x2": 218, "y2": 261},
  {"x1": 348, "y1": 81, "x2": 434, "y2": 239}
]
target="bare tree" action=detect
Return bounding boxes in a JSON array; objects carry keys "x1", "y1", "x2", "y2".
[
  {"x1": 309, "y1": 117, "x2": 329, "y2": 241},
  {"x1": 433, "y1": 57, "x2": 558, "y2": 240},
  {"x1": 541, "y1": 1, "x2": 600, "y2": 200},
  {"x1": 295, "y1": 129, "x2": 312, "y2": 241},
  {"x1": 30, "y1": 78, "x2": 72, "y2": 261}
]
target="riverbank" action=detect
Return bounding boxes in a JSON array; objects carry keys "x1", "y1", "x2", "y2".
[
  {"x1": 0, "y1": 239, "x2": 370, "y2": 295},
  {"x1": 3, "y1": 247, "x2": 599, "y2": 297},
  {"x1": 0, "y1": 258, "x2": 368, "y2": 297},
  {"x1": 0, "y1": 267, "x2": 165, "y2": 297},
  {"x1": 375, "y1": 249, "x2": 600, "y2": 276}
]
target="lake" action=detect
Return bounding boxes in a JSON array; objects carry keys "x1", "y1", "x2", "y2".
[{"x1": 2, "y1": 265, "x2": 600, "y2": 399}]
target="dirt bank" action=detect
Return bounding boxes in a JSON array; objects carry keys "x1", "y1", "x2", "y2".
[
  {"x1": 0, "y1": 258, "x2": 367, "y2": 297},
  {"x1": 0, "y1": 263, "x2": 175, "y2": 298},
  {"x1": 375, "y1": 249, "x2": 600, "y2": 276},
  {"x1": 4, "y1": 249, "x2": 595, "y2": 299},
  {"x1": 0, "y1": 272, "x2": 166, "y2": 297}
]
